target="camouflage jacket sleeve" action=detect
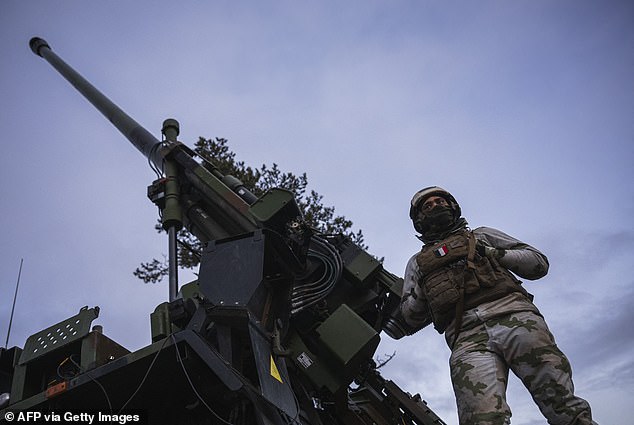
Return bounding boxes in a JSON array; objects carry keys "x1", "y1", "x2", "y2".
[
  {"x1": 400, "y1": 253, "x2": 432, "y2": 330},
  {"x1": 474, "y1": 226, "x2": 549, "y2": 280}
]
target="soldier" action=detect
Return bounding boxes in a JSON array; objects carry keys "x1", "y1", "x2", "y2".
[{"x1": 400, "y1": 186, "x2": 596, "y2": 425}]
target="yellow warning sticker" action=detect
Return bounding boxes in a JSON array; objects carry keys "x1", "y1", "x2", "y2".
[{"x1": 270, "y1": 355, "x2": 283, "y2": 383}]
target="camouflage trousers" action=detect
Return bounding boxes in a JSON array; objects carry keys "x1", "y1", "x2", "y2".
[{"x1": 446, "y1": 310, "x2": 594, "y2": 425}]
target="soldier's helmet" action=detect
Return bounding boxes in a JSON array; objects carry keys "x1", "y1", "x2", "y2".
[{"x1": 409, "y1": 186, "x2": 461, "y2": 233}]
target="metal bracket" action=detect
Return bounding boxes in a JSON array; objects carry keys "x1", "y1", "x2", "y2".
[{"x1": 18, "y1": 306, "x2": 99, "y2": 365}]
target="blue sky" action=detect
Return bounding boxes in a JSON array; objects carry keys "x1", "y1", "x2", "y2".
[{"x1": 1, "y1": 1, "x2": 632, "y2": 423}]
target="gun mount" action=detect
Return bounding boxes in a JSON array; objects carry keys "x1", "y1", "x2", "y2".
[{"x1": 0, "y1": 37, "x2": 444, "y2": 424}]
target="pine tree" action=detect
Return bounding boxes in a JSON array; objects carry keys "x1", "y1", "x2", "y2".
[{"x1": 134, "y1": 137, "x2": 365, "y2": 283}]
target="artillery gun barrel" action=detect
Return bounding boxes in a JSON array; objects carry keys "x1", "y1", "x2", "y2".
[
  {"x1": 29, "y1": 36, "x2": 260, "y2": 242},
  {"x1": 29, "y1": 37, "x2": 163, "y2": 168}
]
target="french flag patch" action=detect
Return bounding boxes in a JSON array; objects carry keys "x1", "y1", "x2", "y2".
[{"x1": 434, "y1": 245, "x2": 449, "y2": 257}]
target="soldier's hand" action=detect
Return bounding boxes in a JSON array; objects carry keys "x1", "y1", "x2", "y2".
[{"x1": 476, "y1": 241, "x2": 505, "y2": 259}]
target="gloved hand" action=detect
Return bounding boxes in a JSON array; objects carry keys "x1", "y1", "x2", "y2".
[{"x1": 476, "y1": 241, "x2": 505, "y2": 259}]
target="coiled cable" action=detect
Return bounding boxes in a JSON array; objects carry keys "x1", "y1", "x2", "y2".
[{"x1": 290, "y1": 236, "x2": 342, "y2": 316}]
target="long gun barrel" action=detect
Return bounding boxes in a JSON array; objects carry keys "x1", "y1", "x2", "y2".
[
  {"x1": 29, "y1": 36, "x2": 263, "y2": 242},
  {"x1": 29, "y1": 37, "x2": 163, "y2": 168}
]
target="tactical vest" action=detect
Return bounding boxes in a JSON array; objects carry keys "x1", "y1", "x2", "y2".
[{"x1": 415, "y1": 230, "x2": 529, "y2": 333}]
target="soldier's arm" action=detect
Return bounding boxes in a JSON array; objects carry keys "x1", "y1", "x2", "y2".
[
  {"x1": 474, "y1": 226, "x2": 549, "y2": 280},
  {"x1": 400, "y1": 254, "x2": 432, "y2": 329}
]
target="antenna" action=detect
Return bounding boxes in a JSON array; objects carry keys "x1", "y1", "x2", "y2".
[{"x1": 5, "y1": 258, "x2": 23, "y2": 349}]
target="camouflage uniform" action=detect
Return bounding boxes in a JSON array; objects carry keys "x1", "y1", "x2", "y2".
[{"x1": 401, "y1": 226, "x2": 595, "y2": 425}]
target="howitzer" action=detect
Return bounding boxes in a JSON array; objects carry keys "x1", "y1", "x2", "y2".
[{"x1": 0, "y1": 37, "x2": 443, "y2": 425}]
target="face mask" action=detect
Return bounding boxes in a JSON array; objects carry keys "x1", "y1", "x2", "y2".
[{"x1": 420, "y1": 205, "x2": 454, "y2": 231}]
